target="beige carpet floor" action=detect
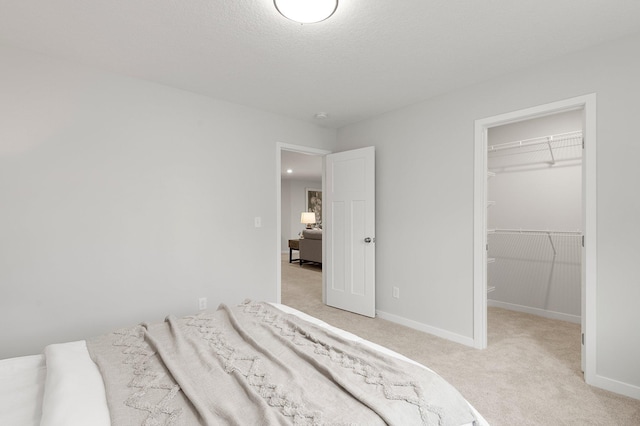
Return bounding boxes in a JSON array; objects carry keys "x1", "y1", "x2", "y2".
[{"x1": 281, "y1": 255, "x2": 640, "y2": 425}]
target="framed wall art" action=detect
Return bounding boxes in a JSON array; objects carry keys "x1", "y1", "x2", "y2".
[{"x1": 305, "y1": 188, "x2": 322, "y2": 228}]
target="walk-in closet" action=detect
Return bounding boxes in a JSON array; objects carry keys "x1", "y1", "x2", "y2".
[{"x1": 487, "y1": 110, "x2": 583, "y2": 324}]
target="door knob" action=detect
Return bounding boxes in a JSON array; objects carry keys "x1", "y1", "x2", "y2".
[{"x1": 364, "y1": 237, "x2": 372, "y2": 243}]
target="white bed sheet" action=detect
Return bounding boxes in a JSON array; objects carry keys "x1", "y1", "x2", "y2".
[
  {"x1": 0, "y1": 354, "x2": 46, "y2": 426},
  {"x1": 0, "y1": 304, "x2": 489, "y2": 426}
]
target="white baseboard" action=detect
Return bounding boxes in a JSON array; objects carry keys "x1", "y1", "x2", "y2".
[
  {"x1": 589, "y1": 373, "x2": 640, "y2": 401},
  {"x1": 487, "y1": 300, "x2": 581, "y2": 324},
  {"x1": 376, "y1": 310, "x2": 475, "y2": 348}
]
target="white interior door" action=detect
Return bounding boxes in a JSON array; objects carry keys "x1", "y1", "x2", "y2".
[{"x1": 325, "y1": 146, "x2": 375, "y2": 317}]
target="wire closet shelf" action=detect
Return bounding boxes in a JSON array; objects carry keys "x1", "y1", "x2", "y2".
[
  {"x1": 488, "y1": 228, "x2": 582, "y2": 257},
  {"x1": 488, "y1": 228, "x2": 582, "y2": 236},
  {"x1": 488, "y1": 130, "x2": 582, "y2": 171}
]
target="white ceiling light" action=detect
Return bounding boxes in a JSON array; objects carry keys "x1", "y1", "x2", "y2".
[{"x1": 274, "y1": 0, "x2": 338, "y2": 24}]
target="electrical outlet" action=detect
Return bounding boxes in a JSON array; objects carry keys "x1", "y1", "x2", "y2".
[
  {"x1": 198, "y1": 297, "x2": 207, "y2": 310},
  {"x1": 392, "y1": 287, "x2": 400, "y2": 299},
  {"x1": 254, "y1": 216, "x2": 262, "y2": 228}
]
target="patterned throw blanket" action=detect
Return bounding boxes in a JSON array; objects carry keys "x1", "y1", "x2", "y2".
[{"x1": 87, "y1": 301, "x2": 477, "y2": 425}]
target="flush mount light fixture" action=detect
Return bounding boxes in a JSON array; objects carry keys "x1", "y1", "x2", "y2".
[{"x1": 274, "y1": 0, "x2": 338, "y2": 24}]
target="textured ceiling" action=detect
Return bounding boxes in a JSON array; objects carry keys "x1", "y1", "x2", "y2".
[{"x1": 1, "y1": 1, "x2": 640, "y2": 128}]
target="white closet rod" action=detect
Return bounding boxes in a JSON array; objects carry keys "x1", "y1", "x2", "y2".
[{"x1": 488, "y1": 130, "x2": 582, "y2": 153}]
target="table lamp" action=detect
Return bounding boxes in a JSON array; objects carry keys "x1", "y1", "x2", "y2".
[{"x1": 301, "y1": 212, "x2": 316, "y2": 230}]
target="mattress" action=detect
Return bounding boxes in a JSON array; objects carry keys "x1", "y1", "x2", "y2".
[{"x1": 0, "y1": 303, "x2": 489, "y2": 425}]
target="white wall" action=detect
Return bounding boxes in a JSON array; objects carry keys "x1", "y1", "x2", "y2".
[
  {"x1": 281, "y1": 178, "x2": 322, "y2": 250},
  {"x1": 337, "y1": 32, "x2": 640, "y2": 397},
  {"x1": 0, "y1": 45, "x2": 336, "y2": 359},
  {"x1": 488, "y1": 167, "x2": 582, "y2": 231},
  {"x1": 487, "y1": 111, "x2": 582, "y2": 320},
  {"x1": 487, "y1": 109, "x2": 583, "y2": 144}
]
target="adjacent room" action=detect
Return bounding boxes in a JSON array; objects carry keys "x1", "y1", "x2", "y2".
[
  {"x1": 281, "y1": 150, "x2": 324, "y2": 268},
  {"x1": 2, "y1": 1, "x2": 640, "y2": 425}
]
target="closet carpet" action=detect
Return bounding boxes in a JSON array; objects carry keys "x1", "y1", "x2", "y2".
[{"x1": 280, "y1": 255, "x2": 640, "y2": 425}]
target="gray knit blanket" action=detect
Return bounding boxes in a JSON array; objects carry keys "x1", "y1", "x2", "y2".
[{"x1": 87, "y1": 301, "x2": 477, "y2": 425}]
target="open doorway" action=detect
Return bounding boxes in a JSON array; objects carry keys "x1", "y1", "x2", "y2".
[
  {"x1": 276, "y1": 144, "x2": 329, "y2": 308},
  {"x1": 486, "y1": 110, "x2": 584, "y2": 374},
  {"x1": 486, "y1": 110, "x2": 583, "y2": 323},
  {"x1": 474, "y1": 94, "x2": 597, "y2": 384},
  {"x1": 276, "y1": 144, "x2": 377, "y2": 318}
]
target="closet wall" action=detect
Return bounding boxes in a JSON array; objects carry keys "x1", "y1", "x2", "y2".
[{"x1": 487, "y1": 110, "x2": 582, "y2": 323}]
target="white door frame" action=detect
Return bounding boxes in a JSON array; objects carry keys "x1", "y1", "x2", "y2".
[
  {"x1": 473, "y1": 94, "x2": 597, "y2": 384},
  {"x1": 276, "y1": 143, "x2": 331, "y2": 304}
]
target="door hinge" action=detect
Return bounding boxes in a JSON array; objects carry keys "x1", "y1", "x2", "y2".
[
  {"x1": 582, "y1": 137, "x2": 585, "y2": 149},
  {"x1": 486, "y1": 243, "x2": 489, "y2": 251},
  {"x1": 582, "y1": 333, "x2": 585, "y2": 345},
  {"x1": 582, "y1": 235, "x2": 585, "y2": 247}
]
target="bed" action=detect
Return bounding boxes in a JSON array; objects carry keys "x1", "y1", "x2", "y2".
[{"x1": 0, "y1": 301, "x2": 488, "y2": 425}]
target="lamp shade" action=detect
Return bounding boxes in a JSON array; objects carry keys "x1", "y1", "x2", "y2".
[
  {"x1": 274, "y1": 0, "x2": 338, "y2": 24},
  {"x1": 301, "y1": 212, "x2": 316, "y2": 224}
]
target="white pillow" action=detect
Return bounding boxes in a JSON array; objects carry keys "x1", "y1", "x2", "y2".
[{"x1": 40, "y1": 340, "x2": 110, "y2": 426}]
